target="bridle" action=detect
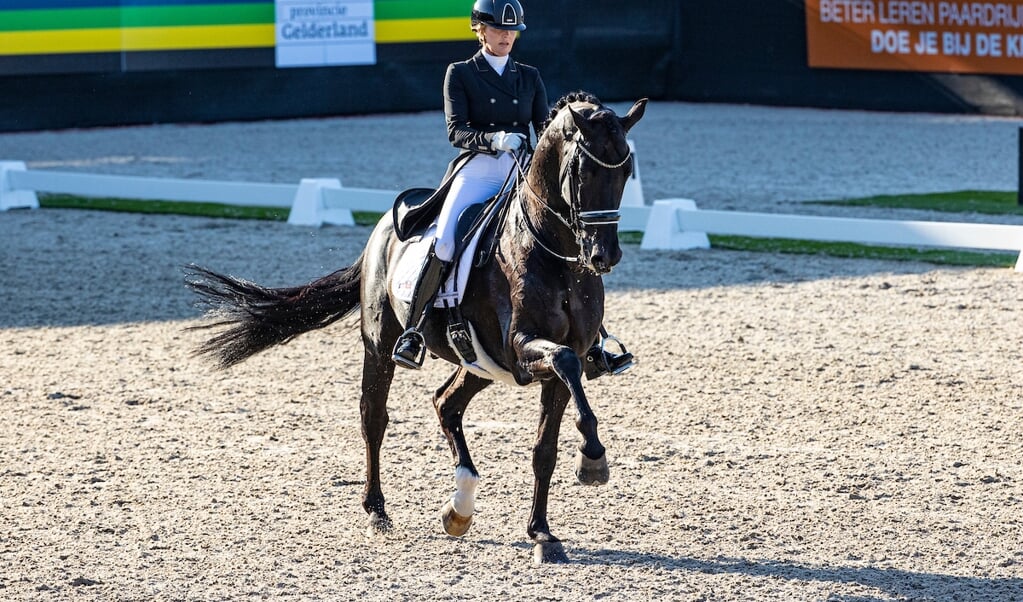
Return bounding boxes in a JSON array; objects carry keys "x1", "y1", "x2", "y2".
[{"x1": 513, "y1": 125, "x2": 632, "y2": 268}]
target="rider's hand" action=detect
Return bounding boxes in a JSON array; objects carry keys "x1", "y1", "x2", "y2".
[{"x1": 490, "y1": 131, "x2": 525, "y2": 153}]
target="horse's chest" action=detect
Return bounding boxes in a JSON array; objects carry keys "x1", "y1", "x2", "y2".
[{"x1": 509, "y1": 272, "x2": 601, "y2": 334}]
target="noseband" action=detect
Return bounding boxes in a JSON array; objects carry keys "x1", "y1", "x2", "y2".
[{"x1": 516, "y1": 129, "x2": 632, "y2": 268}]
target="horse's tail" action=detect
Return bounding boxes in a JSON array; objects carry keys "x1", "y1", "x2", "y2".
[{"x1": 184, "y1": 254, "x2": 364, "y2": 369}]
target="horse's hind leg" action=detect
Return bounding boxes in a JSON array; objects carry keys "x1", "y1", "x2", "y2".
[
  {"x1": 433, "y1": 368, "x2": 491, "y2": 537},
  {"x1": 360, "y1": 345, "x2": 396, "y2": 536}
]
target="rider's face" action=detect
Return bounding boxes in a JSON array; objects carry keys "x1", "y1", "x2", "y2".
[{"x1": 480, "y1": 25, "x2": 517, "y2": 57}]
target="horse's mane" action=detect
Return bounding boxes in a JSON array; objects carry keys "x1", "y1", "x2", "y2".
[{"x1": 540, "y1": 91, "x2": 603, "y2": 136}]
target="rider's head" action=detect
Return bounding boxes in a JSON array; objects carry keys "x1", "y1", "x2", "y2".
[
  {"x1": 472, "y1": 0, "x2": 525, "y2": 57},
  {"x1": 471, "y1": 0, "x2": 526, "y2": 33}
]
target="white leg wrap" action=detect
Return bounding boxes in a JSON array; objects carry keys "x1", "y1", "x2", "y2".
[{"x1": 451, "y1": 466, "x2": 478, "y2": 517}]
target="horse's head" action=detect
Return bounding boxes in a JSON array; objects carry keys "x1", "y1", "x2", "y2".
[{"x1": 528, "y1": 92, "x2": 647, "y2": 275}]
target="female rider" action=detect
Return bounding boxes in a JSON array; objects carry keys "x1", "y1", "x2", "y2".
[{"x1": 392, "y1": 0, "x2": 634, "y2": 379}]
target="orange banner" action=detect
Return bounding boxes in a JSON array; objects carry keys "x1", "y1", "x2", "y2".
[{"x1": 806, "y1": 0, "x2": 1023, "y2": 74}]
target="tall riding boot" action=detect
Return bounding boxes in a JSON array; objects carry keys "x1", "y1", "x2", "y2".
[
  {"x1": 583, "y1": 325, "x2": 636, "y2": 380},
  {"x1": 392, "y1": 244, "x2": 449, "y2": 370}
]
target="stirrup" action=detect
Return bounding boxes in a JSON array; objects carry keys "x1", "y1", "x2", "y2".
[
  {"x1": 392, "y1": 329, "x2": 427, "y2": 370},
  {"x1": 583, "y1": 334, "x2": 636, "y2": 380}
]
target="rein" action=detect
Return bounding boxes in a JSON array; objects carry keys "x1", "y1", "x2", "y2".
[{"x1": 513, "y1": 129, "x2": 631, "y2": 267}]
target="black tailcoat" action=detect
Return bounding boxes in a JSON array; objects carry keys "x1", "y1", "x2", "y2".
[{"x1": 394, "y1": 50, "x2": 549, "y2": 241}]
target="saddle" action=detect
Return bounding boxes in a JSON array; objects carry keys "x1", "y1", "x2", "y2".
[{"x1": 392, "y1": 185, "x2": 510, "y2": 272}]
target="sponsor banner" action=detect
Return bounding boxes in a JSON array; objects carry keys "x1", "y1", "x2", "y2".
[
  {"x1": 0, "y1": 2, "x2": 274, "y2": 56},
  {"x1": 0, "y1": 0, "x2": 473, "y2": 75},
  {"x1": 274, "y1": 0, "x2": 374, "y2": 67},
  {"x1": 806, "y1": 0, "x2": 1023, "y2": 74}
]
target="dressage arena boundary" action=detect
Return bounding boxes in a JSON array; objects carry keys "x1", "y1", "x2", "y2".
[
  {"x1": 4, "y1": 160, "x2": 1023, "y2": 270},
  {"x1": 0, "y1": 160, "x2": 389, "y2": 227},
  {"x1": 642, "y1": 198, "x2": 1023, "y2": 272}
]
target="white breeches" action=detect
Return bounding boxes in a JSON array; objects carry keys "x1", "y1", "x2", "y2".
[{"x1": 434, "y1": 152, "x2": 517, "y2": 262}]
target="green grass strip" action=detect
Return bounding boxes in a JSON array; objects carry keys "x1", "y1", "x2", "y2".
[
  {"x1": 38, "y1": 194, "x2": 1019, "y2": 268},
  {"x1": 38, "y1": 193, "x2": 381, "y2": 225},
  {"x1": 808, "y1": 190, "x2": 1023, "y2": 216},
  {"x1": 620, "y1": 231, "x2": 1013, "y2": 266},
  {"x1": 708, "y1": 235, "x2": 1016, "y2": 267},
  {"x1": 0, "y1": 5, "x2": 272, "y2": 32},
  {"x1": 39, "y1": 193, "x2": 289, "y2": 221}
]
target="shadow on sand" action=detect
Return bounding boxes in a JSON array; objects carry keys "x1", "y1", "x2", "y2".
[{"x1": 570, "y1": 547, "x2": 1020, "y2": 601}]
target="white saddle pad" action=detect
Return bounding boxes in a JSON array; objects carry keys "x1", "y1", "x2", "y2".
[
  {"x1": 388, "y1": 223, "x2": 523, "y2": 386},
  {"x1": 390, "y1": 224, "x2": 485, "y2": 309}
]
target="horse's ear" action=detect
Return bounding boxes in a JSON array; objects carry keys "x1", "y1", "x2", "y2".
[
  {"x1": 619, "y1": 98, "x2": 648, "y2": 133},
  {"x1": 567, "y1": 105, "x2": 597, "y2": 139}
]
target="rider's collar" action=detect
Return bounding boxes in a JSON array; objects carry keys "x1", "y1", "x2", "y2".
[{"x1": 481, "y1": 51, "x2": 510, "y2": 76}]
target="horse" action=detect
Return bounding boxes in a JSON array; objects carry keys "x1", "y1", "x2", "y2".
[{"x1": 185, "y1": 91, "x2": 647, "y2": 564}]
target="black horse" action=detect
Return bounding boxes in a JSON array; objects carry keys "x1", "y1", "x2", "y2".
[{"x1": 186, "y1": 92, "x2": 647, "y2": 564}]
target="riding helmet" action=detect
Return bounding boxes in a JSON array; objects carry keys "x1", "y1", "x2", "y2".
[{"x1": 471, "y1": 0, "x2": 526, "y2": 31}]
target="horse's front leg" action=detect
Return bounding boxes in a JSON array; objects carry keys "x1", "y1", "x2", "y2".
[
  {"x1": 517, "y1": 337, "x2": 608, "y2": 563},
  {"x1": 569, "y1": 379, "x2": 610, "y2": 487},
  {"x1": 530, "y1": 378, "x2": 572, "y2": 564},
  {"x1": 519, "y1": 335, "x2": 609, "y2": 487},
  {"x1": 433, "y1": 368, "x2": 491, "y2": 537}
]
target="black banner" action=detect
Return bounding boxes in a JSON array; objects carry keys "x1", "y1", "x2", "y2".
[{"x1": 3, "y1": 1, "x2": 1022, "y2": 132}]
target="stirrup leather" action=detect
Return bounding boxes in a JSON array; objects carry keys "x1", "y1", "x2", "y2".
[{"x1": 583, "y1": 333, "x2": 636, "y2": 380}]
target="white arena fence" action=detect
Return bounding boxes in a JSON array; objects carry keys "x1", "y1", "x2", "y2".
[
  {"x1": 3, "y1": 158, "x2": 1022, "y2": 271},
  {"x1": 642, "y1": 199, "x2": 1023, "y2": 272}
]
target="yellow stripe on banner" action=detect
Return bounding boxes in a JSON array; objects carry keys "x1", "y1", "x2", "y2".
[
  {"x1": 0, "y1": 19, "x2": 472, "y2": 57},
  {"x1": 123, "y1": 24, "x2": 274, "y2": 51},
  {"x1": 0, "y1": 25, "x2": 274, "y2": 56},
  {"x1": 376, "y1": 17, "x2": 475, "y2": 43},
  {"x1": 0, "y1": 28, "x2": 123, "y2": 55}
]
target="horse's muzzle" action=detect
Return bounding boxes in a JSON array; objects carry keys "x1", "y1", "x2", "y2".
[{"x1": 587, "y1": 244, "x2": 622, "y2": 275}]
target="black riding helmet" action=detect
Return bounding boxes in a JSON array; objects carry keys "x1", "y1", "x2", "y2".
[{"x1": 471, "y1": 0, "x2": 526, "y2": 31}]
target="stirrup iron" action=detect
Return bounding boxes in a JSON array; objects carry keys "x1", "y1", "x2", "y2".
[
  {"x1": 392, "y1": 328, "x2": 427, "y2": 370},
  {"x1": 584, "y1": 333, "x2": 636, "y2": 380}
]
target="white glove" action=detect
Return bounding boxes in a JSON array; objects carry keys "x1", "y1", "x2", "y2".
[{"x1": 491, "y1": 131, "x2": 524, "y2": 153}]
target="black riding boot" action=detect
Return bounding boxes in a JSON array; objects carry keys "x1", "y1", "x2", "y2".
[
  {"x1": 392, "y1": 244, "x2": 449, "y2": 370},
  {"x1": 583, "y1": 326, "x2": 636, "y2": 380}
]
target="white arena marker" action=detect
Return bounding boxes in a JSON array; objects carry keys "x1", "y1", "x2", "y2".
[
  {"x1": 287, "y1": 178, "x2": 354, "y2": 227},
  {"x1": 0, "y1": 161, "x2": 39, "y2": 211},
  {"x1": 639, "y1": 198, "x2": 710, "y2": 250},
  {"x1": 619, "y1": 140, "x2": 645, "y2": 208}
]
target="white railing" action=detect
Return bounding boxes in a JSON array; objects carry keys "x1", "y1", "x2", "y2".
[
  {"x1": 3, "y1": 161, "x2": 1022, "y2": 271},
  {"x1": 0, "y1": 160, "x2": 394, "y2": 227},
  {"x1": 639, "y1": 198, "x2": 1023, "y2": 271}
]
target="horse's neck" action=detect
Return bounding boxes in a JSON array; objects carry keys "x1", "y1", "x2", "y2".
[
  {"x1": 505, "y1": 187, "x2": 577, "y2": 270},
  {"x1": 520, "y1": 140, "x2": 566, "y2": 220}
]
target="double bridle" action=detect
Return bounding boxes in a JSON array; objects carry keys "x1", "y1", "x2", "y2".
[{"x1": 513, "y1": 129, "x2": 632, "y2": 267}]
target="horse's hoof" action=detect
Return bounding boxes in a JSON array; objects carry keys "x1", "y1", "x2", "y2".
[
  {"x1": 533, "y1": 541, "x2": 569, "y2": 565},
  {"x1": 441, "y1": 500, "x2": 473, "y2": 537},
  {"x1": 575, "y1": 449, "x2": 610, "y2": 486},
  {"x1": 365, "y1": 511, "x2": 392, "y2": 537}
]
